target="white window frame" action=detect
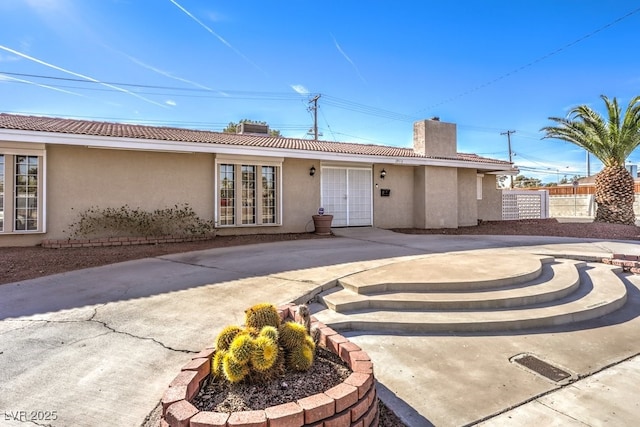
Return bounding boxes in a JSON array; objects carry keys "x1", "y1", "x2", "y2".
[
  {"x1": 215, "y1": 155, "x2": 283, "y2": 228},
  {"x1": 0, "y1": 142, "x2": 46, "y2": 234}
]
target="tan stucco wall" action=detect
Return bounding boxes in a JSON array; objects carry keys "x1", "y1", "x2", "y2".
[
  {"x1": 414, "y1": 165, "x2": 459, "y2": 228},
  {"x1": 44, "y1": 145, "x2": 216, "y2": 240},
  {"x1": 457, "y1": 169, "x2": 478, "y2": 227},
  {"x1": 477, "y1": 175, "x2": 503, "y2": 221},
  {"x1": 282, "y1": 158, "x2": 321, "y2": 232},
  {"x1": 1, "y1": 142, "x2": 506, "y2": 246},
  {"x1": 413, "y1": 167, "x2": 427, "y2": 227},
  {"x1": 0, "y1": 233, "x2": 43, "y2": 247},
  {"x1": 372, "y1": 164, "x2": 414, "y2": 229}
]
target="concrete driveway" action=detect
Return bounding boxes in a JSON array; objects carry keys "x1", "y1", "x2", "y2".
[{"x1": 1, "y1": 229, "x2": 639, "y2": 426}]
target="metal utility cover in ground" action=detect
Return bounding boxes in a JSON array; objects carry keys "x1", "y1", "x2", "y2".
[{"x1": 512, "y1": 354, "x2": 571, "y2": 382}]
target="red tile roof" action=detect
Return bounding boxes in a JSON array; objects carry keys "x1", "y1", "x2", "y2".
[{"x1": 0, "y1": 113, "x2": 511, "y2": 166}]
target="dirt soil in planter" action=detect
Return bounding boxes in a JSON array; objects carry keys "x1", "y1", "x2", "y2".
[
  {"x1": 145, "y1": 345, "x2": 407, "y2": 426},
  {"x1": 193, "y1": 347, "x2": 351, "y2": 411},
  {"x1": 190, "y1": 346, "x2": 407, "y2": 426}
]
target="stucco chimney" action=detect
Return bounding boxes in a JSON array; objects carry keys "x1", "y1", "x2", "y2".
[{"x1": 413, "y1": 118, "x2": 457, "y2": 157}]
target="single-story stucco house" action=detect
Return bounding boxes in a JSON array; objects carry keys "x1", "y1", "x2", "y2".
[{"x1": 0, "y1": 113, "x2": 515, "y2": 247}]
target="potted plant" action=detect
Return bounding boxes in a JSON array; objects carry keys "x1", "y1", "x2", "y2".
[{"x1": 312, "y1": 207, "x2": 333, "y2": 236}]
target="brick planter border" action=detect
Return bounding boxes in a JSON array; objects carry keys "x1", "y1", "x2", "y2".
[
  {"x1": 602, "y1": 254, "x2": 640, "y2": 275},
  {"x1": 41, "y1": 235, "x2": 212, "y2": 249},
  {"x1": 161, "y1": 304, "x2": 378, "y2": 427}
]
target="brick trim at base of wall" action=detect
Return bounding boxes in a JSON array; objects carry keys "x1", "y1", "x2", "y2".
[
  {"x1": 41, "y1": 235, "x2": 212, "y2": 249},
  {"x1": 161, "y1": 303, "x2": 378, "y2": 427}
]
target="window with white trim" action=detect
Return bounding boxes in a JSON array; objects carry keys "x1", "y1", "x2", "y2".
[
  {"x1": 0, "y1": 151, "x2": 44, "y2": 234},
  {"x1": 219, "y1": 164, "x2": 235, "y2": 226},
  {"x1": 217, "y1": 158, "x2": 281, "y2": 227},
  {"x1": 261, "y1": 166, "x2": 276, "y2": 224},
  {"x1": 241, "y1": 165, "x2": 256, "y2": 224},
  {"x1": 477, "y1": 174, "x2": 484, "y2": 200}
]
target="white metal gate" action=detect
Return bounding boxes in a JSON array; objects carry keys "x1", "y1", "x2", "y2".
[{"x1": 321, "y1": 167, "x2": 372, "y2": 227}]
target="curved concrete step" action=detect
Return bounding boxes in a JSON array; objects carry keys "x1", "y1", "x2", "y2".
[
  {"x1": 340, "y1": 253, "x2": 554, "y2": 294},
  {"x1": 313, "y1": 263, "x2": 626, "y2": 333},
  {"x1": 322, "y1": 260, "x2": 584, "y2": 312}
]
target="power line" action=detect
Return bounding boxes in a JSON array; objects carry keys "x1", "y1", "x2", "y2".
[
  {"x1": 0, "y1": 71, "x2": 424, "y2": 123},
  {"x1": 0, "y1": 71, "x2": 305, "y2": 100},
  {"x1": 2, "y1": 6, "x2": 638, "y2": 142},
  {"x1": 414, "y1": 6, "x2": 640, "y2": 114}
]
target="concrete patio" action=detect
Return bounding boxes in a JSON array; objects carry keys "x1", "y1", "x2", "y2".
[{"x1": 1, "y1": 228, "x2": 639, "y2": 426}]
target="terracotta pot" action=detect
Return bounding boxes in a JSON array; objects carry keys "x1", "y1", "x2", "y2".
[{"x1": 312, "y1": 215, "x2": 333, "y2": 235}]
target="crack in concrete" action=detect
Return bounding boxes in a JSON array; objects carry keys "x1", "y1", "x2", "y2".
[
  {"x1": 469, "y1": 351, "x2": 640, "y2": 426},
  {"x1": 0, "y1": 319, "x2": 49, "y2": 336},
  {"x1": 536, "y1": 392, "x2": 591, "y2": 425},
  {"x1": 88, "y1": 316, "x2": 196, "y2": 354},
  {"x1": 1, "y1": 307, "x2": 196, "y2": 355},
  {"x1": 155, "y1": 256, "x2": 228, "y2": 270},
  {"x1": 87, "y1": 305, "x2": 197, "y2": 354},
  {"x1": 154, "y1": 256, "x2": 266, "y2": 280},
  {"x1": 268, "y1": 275, "x2": 319, "y2": 285}
]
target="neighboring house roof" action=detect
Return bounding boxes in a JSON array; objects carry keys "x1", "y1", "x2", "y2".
[{"x1": 0, "y1": 113, "x2": 513, "y2": 170}]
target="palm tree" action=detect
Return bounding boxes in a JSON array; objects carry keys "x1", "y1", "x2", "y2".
[{"x1": 541, "y1": 95, "x2": 640, "y2": 225}]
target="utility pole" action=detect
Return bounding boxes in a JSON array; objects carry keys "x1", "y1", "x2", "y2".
[
  {"x1": 501, "y1": 130, "x2": 516, "y2": 188},
  {"x1": 586, "y1": 151, "x2": 591, "y2": 177},
  {"x1": 308, "y1": 94, "x2": 321, "y2": 141}
]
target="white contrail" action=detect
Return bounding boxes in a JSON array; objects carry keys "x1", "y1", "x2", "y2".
[
  {"x1": 331, "y1": 34, "x2": 366, "y2": 84},
  {"x1": 122, "y1": 52, "x2": 213, "y2": 90},
  {"x1": 168, "y1": 0, "x2": 266, "y2": 75},
  {"x1": 0, "y1": 73, "x2": 86, "y2": 97},
  {"x1": 0, "y1": 44, "x2": 168, "y2": 108}
]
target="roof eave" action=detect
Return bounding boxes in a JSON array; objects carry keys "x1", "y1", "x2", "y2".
[{"x1": 1, "y1": 128, "x2": 515, "y2": 173}]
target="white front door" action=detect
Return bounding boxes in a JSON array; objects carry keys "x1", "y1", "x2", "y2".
[{"x1": 321, "y1": 167, "x2": 372, "y2": 227}]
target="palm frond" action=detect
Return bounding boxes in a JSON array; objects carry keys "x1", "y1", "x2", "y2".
[{"x1": 541, "y1": 95, "x2": 640, "y2": 168}]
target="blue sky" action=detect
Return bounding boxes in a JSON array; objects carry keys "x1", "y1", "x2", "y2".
[{"x1": 1, "y1": 1, "x2": 639, "y2": 183}]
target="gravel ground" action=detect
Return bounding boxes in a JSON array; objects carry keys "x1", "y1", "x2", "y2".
[{"x1": 392, "y1": 218, "x2": 640, "y2": 239}]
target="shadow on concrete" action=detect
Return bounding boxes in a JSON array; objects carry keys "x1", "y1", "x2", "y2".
[
  {"x1": 1, "y1": 232, "x2": 637, "y2": 320},
  {"x1": 377, "y1": 381, "x2": 435, "y2": 427}
]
